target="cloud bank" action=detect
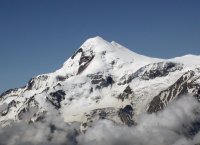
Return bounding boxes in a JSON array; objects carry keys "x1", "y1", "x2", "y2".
[{"x1": 0, "y1": 96, "x2": 200, "y2": 145}]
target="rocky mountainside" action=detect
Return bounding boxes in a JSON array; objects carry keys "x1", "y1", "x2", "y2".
[{"x1": 1, "y1": 36, "x2": 200, "y2": 133}]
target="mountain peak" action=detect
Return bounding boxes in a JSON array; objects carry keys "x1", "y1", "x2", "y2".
[
  {"x1": 1, "y1": 36, "x2": 200, "y2": 142},
  {"x1": 80, "y1": 36, "x2": 111, "y2": 52},
  {"x1": 82, "y1": 36, "x2": 107, "y2": 46},
  {"x1": 83, "y1": 36, "x2": 106, "y2": 45}
]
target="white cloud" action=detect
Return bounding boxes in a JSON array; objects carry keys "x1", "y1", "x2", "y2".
[
  {"x1": 0, "y1": 95, "x2": 200, "y2": 145},
  {"x1": 78, "y1": 96, "x2": 200, "y2": 145}
]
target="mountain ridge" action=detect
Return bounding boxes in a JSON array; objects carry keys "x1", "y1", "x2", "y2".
[{"x1": 0, "y1": 36, "x2": 200, "y2": 130}]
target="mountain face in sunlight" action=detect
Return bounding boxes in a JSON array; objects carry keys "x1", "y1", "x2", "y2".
[{"x1": 1, "y1": 36, "x2": 200, "y2": 145}]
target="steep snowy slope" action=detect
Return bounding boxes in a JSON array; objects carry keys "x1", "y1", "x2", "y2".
[{"x1": 0, "y1": 36, "x2": 200, "y2": 130}]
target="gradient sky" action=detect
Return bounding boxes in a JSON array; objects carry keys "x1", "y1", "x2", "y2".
[{"x1": 0, "y1": 0, "x2": 200, "y2": 93}]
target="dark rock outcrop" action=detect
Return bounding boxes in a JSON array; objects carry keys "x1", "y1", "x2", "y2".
[
  {"x1": 120, "y1": 62, "x2": 183, "y2": 85},
  {"x1": 87, "y1": 73, "x2": 104, "y2": 85},
  {"x1": 71, "y1": 48, "x2": 83, "y2": 59},
  {"x1": 118, "y1": 105, "x2": 135, "y2": 126},
  {"x1": 17, "y1": 96, "x2": 39, "y2": 120},
  {"x1": 46, "y1": 90, "x2": 66, "y2": 109},
  {"x1": 27, "y1": 75, "x2": 48, "y2": 90},
  {"x1": 87, "y1": 73, "x2": 114, "y2": 89},
  {"x1": 147, "y1": 71, "x2": 197, "y2": 113},
  {"x1": 0, "y1": 88, "x2": 19, "y2": 98},
  {"x1": 118, "y1": 86, "x2": 134, "y2": 101},
  {"x1": 77, "y1": 55, "x2": 95, "y2": 75},
  {"x1": 1, "y1": 100, "x2": 17, "y2": 116},
  {"x1": 81, "y1": 107, "x2": 118, "y2": 130}
]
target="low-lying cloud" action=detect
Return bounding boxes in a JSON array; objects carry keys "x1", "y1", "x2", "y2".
[
  {"x1": 0, "y1": 96, "x2": 200, "y2": 145},
  {"x1": 79, "y1": 96, "x2": 200, "y2": 145}
]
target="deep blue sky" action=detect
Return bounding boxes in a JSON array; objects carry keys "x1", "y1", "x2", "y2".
[{"x1": 0, "y1": 0, "x2": 200, "y2": 93}]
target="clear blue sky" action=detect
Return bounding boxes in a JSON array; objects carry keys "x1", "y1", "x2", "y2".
[{"x1": 0, "y1": 0, "x2": 200, "y2": 93}]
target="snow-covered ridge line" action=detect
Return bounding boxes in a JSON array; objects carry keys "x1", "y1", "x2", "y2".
[{"x1": 0, "y1": 36, "x2": 200, "y2": 129}]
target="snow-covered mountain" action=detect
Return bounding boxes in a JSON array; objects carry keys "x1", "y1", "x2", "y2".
[{"x1": 1, "y1": 36, "x2": 200, "y2": 131}]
